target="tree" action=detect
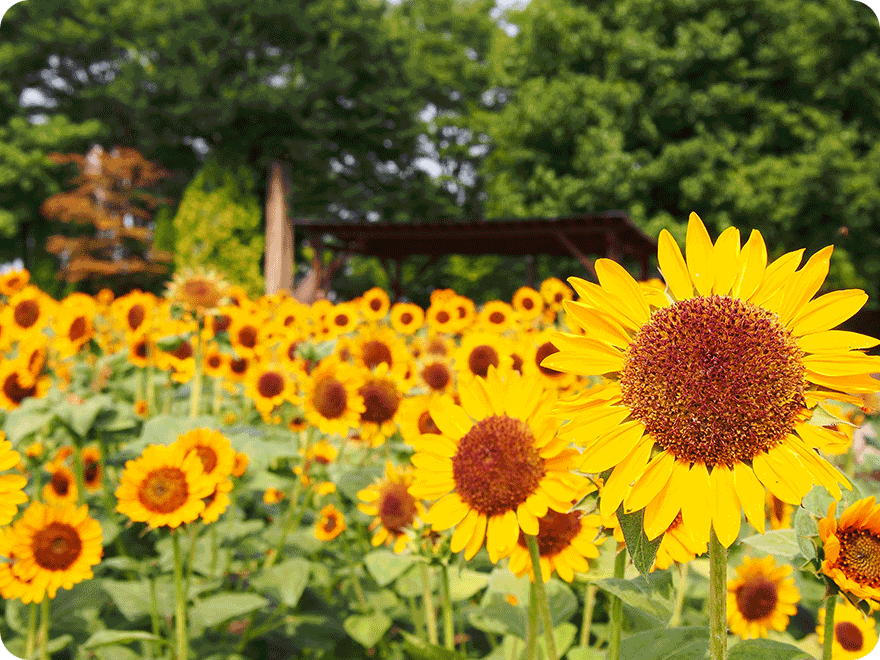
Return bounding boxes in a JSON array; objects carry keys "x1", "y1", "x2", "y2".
[{"x1": 477, "y1": 0, "x2": 880, "y2": 297}]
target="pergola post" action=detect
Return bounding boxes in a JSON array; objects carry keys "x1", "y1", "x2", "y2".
[{"x1": 265, "y1": 161, "x2": 294, "y2": 295}]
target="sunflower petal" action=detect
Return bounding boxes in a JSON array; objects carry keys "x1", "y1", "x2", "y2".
[
  {"x1": 680, "y1": 462, "x2": 711, "y2": 544},
  {"x1": 686, "y1": 212, "x2": 716, "y2": 296},
  {"x1": 777, "y1": 246, "x2": 833, "y2": 325},
  {"x1": 540, "y1": 345, "x2": 624, "y2": 376},
  {"x1": 752, "y1": 452, "x2": 802, "y2": 505},
  {"x1": 710, "y1": 465, "x2": 741, "y2": 547},
  {"x1": 791, "y1": 290, "x2": 868, "y2": 336},
  {"x1": 797, "y1": 330, "x2": 880, "y2": 353},
  {"x1": 464, "y1": 514, "x2": 487, "y2": 560},
  {"x1": 595, "y1": 259, "x2": 651, "y2": 323},
  {"x1": 429, "y1": 397, "x2": 473, "y2": 439},
  {"x1": 599, "y1": 437, "x2": 654, "y2": 518},
  {"x1": 562, "y1": 301, "x2": 632, "y2": 348},
  {"x1": 750, "y1": 249, "x2": 804, "y2": 306},
  {"x1": 579, "y1": 420, "x2": 646, "y2": 473},
  {"x1": 732, "y1": 230, "x2": 767, "y2": 300},
  {"x1": 624, "y1": 450, "x2": 675, "y2": 513},
  {"x1": 658, "y1": 229, "x2": 693, "y2": 301},
  {"x1": 732, "y1": 463, "x2": 765, "y2": 534},
  {"x1": 643, "y1": 460, "x2": 689, "y2": 540},
  {"x1": 712, "y1": 227, "x2": 741, "y2": 295},
  {"x1": 426, "y1": 493, "x2": 469, "y2": 530}
]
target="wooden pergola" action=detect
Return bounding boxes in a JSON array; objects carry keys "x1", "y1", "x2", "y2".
[{"x1": 292, "y1": 211, "x2": 657, "y2": 300}]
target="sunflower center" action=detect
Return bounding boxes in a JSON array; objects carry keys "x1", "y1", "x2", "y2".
[
  {"x1": 489, "y1": 311, "x2": 505, "y2": 325},
  {"x1": 517, "y1": 509, "x2": 583, "y2": 557},
  {"x1": 51, "y1": 471, "x2": 71, "y2": 496},
  {"x1": 84, "y1": 461, "x2": 100, "y2": 485},
  {"x1": 418, "y1": 410, "x2": 441, "y2": 435},
  {"x1": 212, "y1": 314, "x2": 231, "y2": 334},
  {"x1": 32, "y1": 522, "x2": 82, "y2": 571},
  {"x1": 436, "y1": 310, "x2": 451, "y2": 324},
  {"x1": 400, "y1": 312, "x2": 414, "y2": 325},
  {"x1": 427, "y1": 338, "x2": 447, "y2": 356},
  {"x1": 323, "y1": 514, "x2": 338, "y2": 532},
  {"x1": 837, "y1": 529, "x2": 880, "y2": 588},
  {"x1": 68, "y1": 316, "x2": 88, "y2": 342},
  {"x1": 313, "y1": 377, "x2": 348, "y2": 419},
  {"x1": 836, "y1": 622, "x2": 864, "y2": 652},
  {"x1": 378, "y1": 483, "x2": 417, "y2": 533},
  {"x1": 333, "y1": 313, "x2": 350, "y2": 327},
  {"x1": 620, "y1": 295, "x2": 805, "y2": 467},
  {"x1": 359, "y1": 380, "x2": 400, "y2": 424},
  {"x1": 369, "y1": 298, "x2": 383, "y2": 312},
  {"x1": 134, "y1": 340, "x2": 149, "y2": 359},
  {"x1": 736, "y1": 577, "x2": 779, "y2": 621},
  {"x1": 14, "y1": 299, "x2": 40, "y2": 328},
  {"x1": 362, "y1": 340, "x2": 393, "y2": 369},
  {"x1": 422, "y1": 362, "x2": 451, "y2": 391},
  {"x1": 467, "y1": 345, "x2": 499, "y2": 378},
  {"x1": 181, "y1": 279, "x2": 221, "y2": 308},
  {"x1": 194, "y1": 446, "x2": 218, "y2": 474},
  {"x1": 127, "y1": 304, "x2": 146, "y2": 331},
  {"x1": 451, "y1": 414, "x2": 545, "y2": 518},
  {"x1": 511, "y1": 353, "x2": 524, "y2": 374},
  {"x1": 3, "y1": 372, "x2": 36, "y2": 405},
  {"x1": 522, "y1": 297, "x2": 535, "y2": 310},
  {"x1": 139, "y1": 467, "x2": 189, "y2": 513},
  {"x1": 229, "y1": 357, "x2": 248, "y2": 375},
  {"x1": 237, "y1": 326, "x2": 258, "y2": 349},
  {"x1": 257, "y1": 372, "x2": 284, "y2": 398},
  {"x1": 207, "y1": 354, "x2": 223, "y2": 369},
  {"x1": 535, "y1": 342, "x2": 561, "y2": 377}
]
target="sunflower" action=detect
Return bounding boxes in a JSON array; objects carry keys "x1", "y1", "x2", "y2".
[
  {"x1": 820, "y1": 497, "x2": 880, "y2": 605},
  {"x1": 302, "y1": 357, "x2": 365, "y2": 437},
  {"x1": 358, "y1": 462, "x2": 427, "y2": 553},
  {"x1": 420, "y1": 359, "x2": 455, "y2": 394},
  {"x1": 314, "y1": 504, "x2": 346, "y2": 541},
  {"x1": 352, "y1": 326, "x2": 410, "y2": 376},
  {"x1": 200, "y1": 478, "x2": 233, "y2": 523},
  {"x1": 173, "y1": 428, "x2": 236, "y2": 486},
  {"x1": 0, "y1": 437, "x2": 27, "y2": 526},
  {"x1": 43, "y1": 464, "x2": 78, "y2": 504},
  {"x1": 454, "y1": 332, "x2": 513, "y2": 381},
  {"x1": 134, "y1": 400, "x2": 149, "y2": 418},
  {"x1": 9, "y1": 501, "x2": 103, "y2": 603},
  {"x1": 115, "y1": 443, "x2": 215, "y2": 528},
  {"x1": 227, "y1": 309, "x2": 267, "y2": 359},
  {"x1": 326, "y1": 302, "x2": 360, "y2": 337},
  {"x1": 358, "y1": 363, "x2": 404, "y2": 445},
  {"x1": 18, "y1": 331, "x2": 49, "y2": 381},
  {"x1": 426, "y1": 300, "x2": 459, "y2": 335},
  {"x1": 308, "y1": 440, "x2": 338, "y2": 466},
  {"x1": 539, "y1": 277, "x2": 573, "y2": 313},
  {"x1": 528, "y1": 329, "x2": 577, "y2": 390},
  {"x1": 390, "y1": 302, "x2": 425, "y2": 335},
  {"x1": 767, "y1": 491, "x2": 793, "y2": 530},
  {"x1": 480, "y1": 300, "x2": 516, "y2": 333},
  {"x1": 165, "y1": 266, "x2": 230, "y2": 313},
  {"x1": 814, "y1": 402, "x2": 860, "y2": 456},
  {"x1": 507, "y1": 508, "x2": 604, "y2": 583},
  {"x1": 113, "y1": 290, "x2": 157, "y2": 337},
  {"x1": 226, "y1": 355, "x2": 252, "y2": 385},
  {"x1": 52, "y1": 296, "x2": 96, "y2": 357},
  {"x1": 399, "y1": 395, "x2": 443, "y2": 444},
  {"x1": 203, "y1": 346, "x2": 227, "y2": 378},
  {"x1": 263, "y1": 487, "x2": 284, "y2": 504},
  {"x1": 245, "y1": 362, "x2": 297, "y2": 418},
  {"x1": 0, "y1": 526, "x2": 32, "y2": 601},
  {"x1": 0, "y1": 268, "x2": 29, "y2": 297},
  {"x1": 128, "y1": 333, "x2": 153, "y2": 368},
  {"x1": 5, "y1": 285, "x2": 54, "y2": 335},
  {"x1": 653, "y1": 513, "x2": 708, "y2": 571},
  {"x1": 512, "y1": 286, "x2": 544, "y2": 322},
  {"x1": 361, "y1": 287, "x2": 391, "y2": 322},
  {"x1": 727, "y1": 555, "x2": 800, "y2": 639},
  {"x1": 817, "y1": 599, "x2": 879, "y2": 659},
  {"x1": 0, "y1": 359, "x2": 47, "y2": 410},
  {"x1": 548, "y1": 212, "x2": 876, "y2": 548},
  {"x1": 409, "y1": 368, "x2": 587, "y2": 563},
  {"x1": 82, "y1": 447, "x2": 102, "y2": 492},
  {"x1": 232, "y1": 452, "x2": 249, "y2": 477}
]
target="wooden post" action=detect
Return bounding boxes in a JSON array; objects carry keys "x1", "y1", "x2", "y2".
[{"x1": 265, "y1": 161, "x2": 294, "y2": 295}]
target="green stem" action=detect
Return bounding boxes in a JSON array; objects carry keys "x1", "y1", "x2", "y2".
[
  {"x1": 150, "y1": 576, "x2": 162, "y2": 658},
  {"x1": 184, "y1": 523, "x2": 199, "y2": 598},
  {"x1": 670, "y1": 562, "x2": 689, "y2": 628},
  {"x1": 146, "y1": 354, "x2": 156, "y2": 414},
  {"x1": 163, "y1": 375, "x2": 172, "y2": 415},
  {"x1": 72, "y1": 442, "x2": 86, "y2": 504},
  {"x1": 709, "y1": 528, "x2": 728, "y2": 660},
  {"x1": 211, "y1": 376, "x2": 221, "y2": 415},
  {"x1": 408, "y1": 596, "x2": 427, "y2": 641},
  {"x1": 439, "y1": 563, "x2": 455, "y2": 650},
  {"x1": 823, "y1": 594, "x2": 837, "y2": 660},
  {"x1": 420, "y1": 562, "x2": 439, "y2": 646},
  {"x1": 341, "y1": 535, "x2": 369, "y2": 611},
  {"x1": 525, "y1": 534, "x2": 558, "y2": 660},
  {"x1": 172, "y1": 528, "x2": 189, "y2": 660},
  {"x1": 25, "y1": 602, "x2": 37, "y2": 658},
  {"x1": 210, "y1": 524, "x2": 218, "y2": 577},
  {"x1": 189, "y1": 321, "x2": 203, "y2": 419},
  {"x1": 264, "y1": 477, "x2": 304, "y2": 570},
  {"x1": 38, "y1": 597, "x2": 49, "y2": 660},
  {"x1": 608, "y1": 548, "x2": 627, "y2": 660},
  {"x1": 580, "y1": 582, "x2": 597, "y2": 648},
  {"x1": 525, "y1": 582, "x2": 539, "y2": 660}
]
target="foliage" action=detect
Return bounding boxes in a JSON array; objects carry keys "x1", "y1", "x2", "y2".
[{"x1": 172, "y1": 160, "x2": 264, "y2": 297}]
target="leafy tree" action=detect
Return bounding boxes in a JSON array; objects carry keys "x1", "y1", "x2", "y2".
[{"x1": 479, "y1": 0, "x2": 880, "y2": 298}]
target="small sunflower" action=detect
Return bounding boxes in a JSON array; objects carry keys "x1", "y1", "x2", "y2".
[
  {"x1": 0, "y1": 526, "x2": 32, "y2": 601},
  {"x1": 200, "y1": 478, "x2": 233, "y2": 523},
  {"x1": 0, "y1": 359, "x2": 47, "y2": 410},
  {"x1": 226, "y1": 355, "x2": 252, "y2": 384},
  {"x1": 115, "y1": 443, "x2": 215, "y2": 529},
  {"x1": 82, "y1": 447, "x2": 102, "y2": 492},
  {"x1": 817, "y1": 599, "x2": 879, "y2": 659},
  {"x1": 43, "y1": 464, "x2": 78, "y2": 504},
  {"x1": 232, "y1": 452, "x2": 249, "y2": 477},
  {"x1": 202, "y1": 346, "x2": 227, "y2": 378},
  {"x1": 409, "y1": 368, "x2": 587, "y2": 563},
  {"x1": 399, "y1": 395, "x2": 443, "y2": 444},
  {"x1": 134, "y1": 400, "x2": 149, "y2": 418},
  {"x1": 512, "y1": 286, "x2": 544, "y2": 322},
  {"x1": 529, "y1": 329, "x2": 577, "y2": 390},
  {"x1": 454, "y1": 332, "x2": 513, "y2": 381},
  {"x1": 820, "y1": 497, "x2": 880, "y2": 605},
  {"x1": 9, "y1": 501, "x2": 103, "y2": 603},
  {"x1": 326, "y1": 302, "x2": 360, "y2": 337},
  {"x1": 507, "y1": 508, "x2": 604, "y2": 583},
  {"x1": 358, "y1": 462, "x2": 426, "y2": 553},
  {"x1": 352, "y1": 326, "x2": 410, "y2": 376},
  {"x1": 5, "y1": 286, "x2": 54, "y2": 334},
  {"x1": 227, "y1": 309, "x2": 266, "y2": 359},
  {"x1": 450, "y1": 295, "x2": 477, "y2": 332},
  {"x1": 361, "y1": 287, "x2": 391, "y2": 322},
  {"x1": 308, "y1": 440, "x2": 338, "y2": 466},
  {"x1": 390, "y1": 303, "x2": 424, "y2": 335},
  {"x1": 52, "y1": 297, "x2": 96, "y2": 357},
  {"x1": 480, "y1": 300, "x2": 516, "y2": 333},
  {"x1": 727, "y1": 555, "x2": 801, "y2": 639},
  {"x1": 0, "y1": 437, "x2": 27, "y2": 525},
  {"x1": 263, "y1": 487, "x2": 284, "y2": 504},
  {"x1": 127, "y1": 333, "x2": 153, "y2": 368},
  {"x1": 165, "y1": 266, "x2": 230, "y2": 313},
  {"x1": 357, "y1": 363, "x2": 404, "y2": 445},
  {"x1": 549, "y1": 212, "x2": 876, "y2": 549},
  {"x1": 539, "y1": 277, "x2": 573, "y2": 313},
  {"x1": 173, "y1": 428, "x2": 236, "y2": 486},
  {"x1": 314, "y1": 504, "x2": 346, "y2": 541},
  {"x1": 113, "y1": 290, "x2": 156, "y2": 337},
  {"x1": 426, "y1": 301, "x2": 459, "y2": 334},
  {"x1": 245, "y1": 362, "x2": 297, "y2": 418},
  {"x1": 0, "y1": 268, "x2": 29, "y2": 297},
  {"x1": 302, "y1": 357, "x2": 365, "y2": 437},
  {"x1": 420, "y1": 359, "x2": 455, "y2": 394}
]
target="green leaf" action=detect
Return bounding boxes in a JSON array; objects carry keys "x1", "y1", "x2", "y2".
[
  {"x1": 801, "y1": 485, "x2": 836, "y2": 518},
  {"x1": 4, "y1": 401, "x2": 52, "y2": 443},
  {"x1": 23, "y1": 634, "x2": 73, "y2": 660},
  {"x1": 741, "y1": 529, "x2": 801, "y2": 559},
  {"x1": 63, "y1": 394, "x2": 112, "y2": 437},
  {"x1": 363, "y1": 550, "x2": 419, "y2": 587},
  {"x1": 468, "y1": 591, "x2": 527, "y2": 639},
  {"x1": 250, "y1": 557, "x2": 310, "y2": 607},
  {"x1": 542, "y1": 622, "x2": 578, "y2": 659},
  {"x1": 189, "y1": 593, "x2": 269, "y2": 629},
  {"x1": 336, "y1": 466, "x2": 384, "y2": 502},
  {"x1": 595, "y1": 574, "x2": 673, "y2": 623},
  {"x1": 619, "y1": 626, "x2": 710, "y2": 660},
  {"x1": 395, "y1": 564, "x2": 432, "y2": 598},
  {"x1": 567, "y1": 648, "x2": 606, "y2": 660},
  {"x1": 400, "y1": 631, "x2": 469, "y2": 660},
  {"x1": 546, "y1": 579, "x2": 579, "y2": 627},
  {"x1": 793, "y1": 507, "x2": 818, "y2": 562},
  {"x1": 446, "y1": 567, "x2": 489, "y2": 601},
  {"x1": 728, "y1": 639, "x2": 815, "y2": 660},
  {"x1": 101, "y1": 579, "x2": 173, "y2": 620},
  {"x1": 81, "y1": 630, "x2": 166, "y2": 649},
  {"x1": 344, "y1": 612, "x2": 392, "y2": 648},
  {"x1": 617, "y1": 504, "x2": 663, "y2": 576}
]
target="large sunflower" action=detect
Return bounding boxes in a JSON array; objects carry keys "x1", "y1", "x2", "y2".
[
  {"x1": 115, "y1": 443, "x2": 215, "y2": 528},
  {"x1": 9, "y1": 501, "x2": 103, "y2": 603},
  {"x1": 409, "y1": 368, "x2": 586, "y2": 563},
  {"x1": 547, "y1": 212, "x2": 877, "y2": 548},
  {"x1": 817, "y1": 599, "x2": 879, "y2": 659},
  {"x1": 820, "y1": 497, "x2": 880, "y2": 605},
  {"x1": 727, "y1": 555, "x2": 800, "y2": 639},
  {"x1": 0, "y1": 437, "x2": 27, "y2": 525}
]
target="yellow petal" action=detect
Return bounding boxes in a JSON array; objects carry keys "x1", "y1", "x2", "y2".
[
  {"x1": 567, "y1": 277, "x2": 642, "y2": 331},
  {"x1": 451, "y1": 508, "x2": 480, "y2": 554},
  {"x1": 712, "y1": 226, "x2": 741, "y2": 295},
  {"x1": 426, "y1": 493, "x2": 469, "y2": 530},
  {"x1": 767, "y1": 446, "x2": 815, "y2": 499},
  {"x1": 599, "y1": 437, "x2": 654, "y2": 518},
  {"x1": 680, "y1": 462, "x2": 711, "y2": 544},
  {"x1": 797, "y1": 330, "x2": 880, "y2": 353},
  {"x1": 710, "y1": 464, "x2": 741, "y2": 547},
  {"x1": 458, "y1": 378, "x2": 493, "y2": 421},
  {"x1": 732, "y1": 230, "x2": 767, "y2": 300},
  {"x1": 464, "y1": 514, "x2": 487, "y2": 560},
  {"x1": 624, "y1": 450, "x2": 675, "y2": 513},
  {"x1": 790, "y1": 289, "x2": 868, "y2": 336},
  {"x1": 579, "y1": 420, "x2": 646, "y2": 473},
  {"x1": 749, "y1": 249, "x2": 804, "y2": 306},
  {"x1": 732, "y1": 463, "x2": 765, "y2": 534},
  {"x1": 686, "y1": 212, "x2": 715, "y2": 296},
  {"x1": 517, "y1": 503, "x2": 539, "y2": 536},
  {"x1": 804, "y1": 353, "x2": 880, "y2": 376},
  {"x1": 429, "y1": 397, "x2": 473, "y2": 440},
  {"x1": 751, "y1": 452, "x2": 802, "y2": 505},
  {"x1": 643, "y1": 460, "x2": 689, "y2": 539},
  {"x1": 805, "y1": 371, "x2": 880, "y2": 394},
  {"x1": 557, "y1": 405, "x2": 631, "y2": 444},
  {"x1": 595, "y1": 259, "x2": 650, "y2": 324},
  {"x1": 562, "y1": 301, "x2": 632, "y2": 348},
  {"x1": 540, "y1": 345, "x2": 624, "y2": 376},
  {"x1": 777, "y1": 246, "x2": 833, "y2": 325},
  {"x1": 657, "y1": 229, "x2": 693, "y2": 301}
]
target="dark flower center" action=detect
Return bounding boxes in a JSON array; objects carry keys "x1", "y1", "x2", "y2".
[
  {"x1": 535, "y1": 341, "x2": 561, "y2": 377},
  {"x1": 422, "y1": 362, "x2": 451, "y2": 391},
  {"x1": 32, "y1": 522, "x2": 82, "y2": 571},
  {"x1": 417, "y1": 410, "x2": 441, "y2": 435},
  {"x1": 257, "y1": 372, "x2": 285, "y2": 398},
  {"x1": 836, "y1": 621, "x2": 864, "y2": 652},
  {"x1": 237, "y1": 326, "x2": 258, "y2": 349},
  {"x1": 400, "y1": 312, "x2": 414, "y2": 325},
  {"x1": 51, "y1": 470, "x2": 71, "y2": 496},
  {"x1": 362, "y1": 340, "x2": 393, "y2": 369},
  {"x1": 139, "y1": 467, "x2": 189, "y2": 513},
  {"x1": 436, "y1": 310, "x2": 451, "y2": 324},
  {"x1": 378, "y1": 483, "x2": 417, "y2": 533},
  {"x1": 14, "y1": 299, "x2": 40, "y2": 328},
  {"x1": 489, "y1": 311, "x2": 506, "y2": 325},
  {"x1": 127, "y1": 304, "x2": 146, "y2": 331},
  {"x1": 467, "y1": 345, "x2": 499, "y2": 378},
  {"x1": 837, "y1": 529, "x2": 880, "y2": 588},
  {"x1": 68, "y1": 316, "x2": 88, "y2": 342},
  {"x1": 3, "y1": 372, "x2": 36, "y2": 406},
  {"x1": 516, "y1": 509, "x2": 582, "y2": 557},
  {"x1": 314, "y1": 377, "x2": 348, "y2": 419},
  {"x1": 359, "y1": 379, "x2": 400, "y2": 424},
  {"x1": 736, "y1": 577, "x2": 779, "y2": 621}
]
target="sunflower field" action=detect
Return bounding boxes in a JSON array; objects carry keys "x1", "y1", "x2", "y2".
[{"x1": 0, "y1": 213, "x2": 879, "y2": 660}]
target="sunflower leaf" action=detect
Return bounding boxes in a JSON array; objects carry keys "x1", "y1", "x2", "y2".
[
  {"x1": 363, "y1": 550, "x2": 419, "y2": 587},
  {"x1": 741, "y1": 529, "x2": 801, "y2": 559},
  {"x1": 619, "y1": 626, "x2": 709, "y2": 660},
  {"x1": 344, "y1": 612, "x2": 392, "y2": 648},
  {"x1": 616, "y1": 504, "x2": 663, "y2": 576},
  {"x1": 399, "y1": 631, "x2": 468, "y2": 660},
  {"x1": 793, "y1": 507, "x2": 819, "y2": 562},
  {"x1": 728, "y1": 638, "x2": 815, "y2": 660}
]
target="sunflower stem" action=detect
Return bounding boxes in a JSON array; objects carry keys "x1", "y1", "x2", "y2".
[
  {"x1": 580, "y1": 582, "x2": 597, "y2": 647},
  {"x1": 408, "y1": 596, "x2": 427, "y2": 641},
  {"x1": 189, "y1": 319, "x2": 203, "y2": 419},
  {"x1": 608, "y1": 548, "x2": 626, "y2": 660},
  {"x1": 25, "y1": 602, "x2": 37, "y2": 658},
  {"x1": 670, "y1": 562, "x2": 689, "y2": 627},
  {"x1": 265, "y1": 468, "x2": 306, "y2": 570},
  {"x1": 822, "y1": 594, "x2": 837, "y2": 660},
  {"x1": 149, "y1": 575, "x2": 162, "y2": 658},
  {"x1": 525, "y1": 534, "x2": 558, "y2": 660},
  {"x1": 38, "y1": 597, "x2": 49, "y2": 660},
  {"x1": 709, "y1": 527, "x2": 728, "y2": 660},
  {"x1": 209, "y1": 524, "x2": 218, "y2": 577},
  {"x1": 439, "y1": 562, "x2": 455, "y2": 650},
  {"x1": 420, "y1": 562, "x2": 440, "y2": 646},
  {"x1": 341, "y1": 532, "x2": 370, "y2": 611},
  {"x1": 525, "y1": 581, "x2": 539, "y2": 660},
  {"x1": 172, "y1": 528, "x2": 189, "y2": 660}
]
